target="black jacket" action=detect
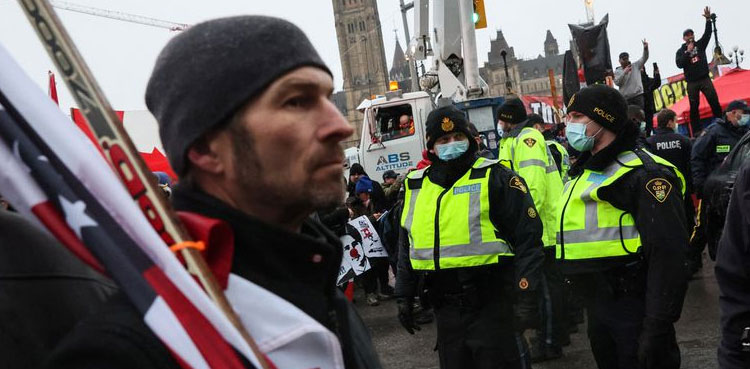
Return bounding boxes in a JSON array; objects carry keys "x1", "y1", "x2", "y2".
[
  {"x1": 0, "y1": 210, "x2": 116, "y2": 369},
  {"x1": 641, "y1": 69, "x2": 662, "y2": 117},
  {"x1": 46, "y1": 184, "x2": 381, "y2": 369},
  {"x1": 716, "y1": 161, "x2": 750, "y2": 369},
  {"x1": 395, "y1": 153, "x2": 545, "y2": 299},
  {"x1": 566, "y1": 135, "x2": 689, "y2": 323},
  {"x1": 647, "y1": 127, "x2": 693, "y2": 194},
  {"x1": 691, "y1": 119, "x2": 749, "y2": 196},
  {"x1": 675, "y1": 19, "x2": 712, "y2": 82}
]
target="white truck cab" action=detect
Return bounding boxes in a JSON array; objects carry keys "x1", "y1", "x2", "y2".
[{"x1": 357, "y1": 90, "x2": 432, "y2": 178}]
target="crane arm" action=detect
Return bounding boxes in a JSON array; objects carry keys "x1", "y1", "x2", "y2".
[{"x1": 49, "y1": 0, "x2": 190, "y2": 31}]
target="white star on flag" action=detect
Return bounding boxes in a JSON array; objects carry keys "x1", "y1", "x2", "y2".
[{"x1": 59, "y1": 195, "x2": 98, "y2": 239}]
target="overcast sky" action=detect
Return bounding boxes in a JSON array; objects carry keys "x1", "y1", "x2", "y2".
[{"x1": 0, "y1": 0, "x2": 747, "y2": 112}]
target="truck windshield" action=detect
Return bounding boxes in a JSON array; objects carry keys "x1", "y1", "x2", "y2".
[{"x1": 375, "y1": 104, "x2": 414, "y2": 142}]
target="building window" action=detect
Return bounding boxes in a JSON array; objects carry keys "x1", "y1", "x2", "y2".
[{"x1": 360, "y1": 21, "x2": 365, "y2": 31}]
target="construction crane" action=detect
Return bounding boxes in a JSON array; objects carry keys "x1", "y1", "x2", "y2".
[{"x1": 49, "y1": 0, "x2": 190, "y2": 31}]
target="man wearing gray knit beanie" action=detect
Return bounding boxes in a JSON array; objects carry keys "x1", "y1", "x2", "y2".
[{"x1": 45, "y1": 16, "x2": 381, "y2": 369}]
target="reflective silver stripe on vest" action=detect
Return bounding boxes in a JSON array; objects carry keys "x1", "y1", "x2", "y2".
[
  {"x1": 545, "y1": 146, "x2": 560, "y2": 174},
  {"x1": 468, "y1": 190, "x2": 483, "y2": 245},
  {"x1": 519, "y1": 159, "x2": 546, "y2": 168},
  {"x1": 403, "y1": 188, "x2": 420, "y2": 250},
  {"x1": 410, "y1": 241, "x2": 512, "y2": 260},
  {"x1": 558, "y1": 151, "x2": 640, "y2": 245}
]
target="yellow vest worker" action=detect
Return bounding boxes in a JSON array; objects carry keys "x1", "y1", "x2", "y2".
[
  {"x1": 395, "y1": 105, "x2": 545, "y2": 369},
  {"x1": 496, "y1": 101, "x2": 564, "y2": 249},
  {"x1": 529, "y1": 113, "x2": 572, "y2": 184},
  {"x1": 560, "y1": 85, "x2": 689, "y2": 369}
]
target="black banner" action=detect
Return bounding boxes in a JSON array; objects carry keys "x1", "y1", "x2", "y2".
[{"x1": 569, "y1": 14, "x2": 612, "y2": 85}]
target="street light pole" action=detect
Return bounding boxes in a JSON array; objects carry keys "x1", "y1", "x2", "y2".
[
  {"x1": 400, "y1": 0, "x2": 419, "y2": 92},
  {"x1": 501, "y1": 50, "x2": 513, "y2": 95}
]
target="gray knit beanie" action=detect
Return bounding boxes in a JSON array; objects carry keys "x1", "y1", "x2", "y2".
[{"x1": 146, "y1": 15, "x2": 331, "y2": 175}]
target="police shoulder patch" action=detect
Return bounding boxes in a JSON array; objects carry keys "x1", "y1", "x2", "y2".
[
  {"x1": 646, "y1": 178, "x2": 672, "y2": 203},
  {"x1": 509, "y1": 176, "x2": 528, "y2": 193},
  {"x1": 523, "y1": 137, "x2": 536, "y2": 148}
]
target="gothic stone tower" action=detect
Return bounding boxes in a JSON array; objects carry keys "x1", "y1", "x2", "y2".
[{"x1": 333, "y1": 0, "x2": 389, "y2": 147}]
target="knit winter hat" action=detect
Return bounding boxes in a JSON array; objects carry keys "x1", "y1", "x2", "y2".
[
  {"x1": 349, "y1": 163, "x2": 366, "y2": 176},
  {"x1": 497, "y1": 98, "x2": 527, "y2": 124},
  {"x1": 566, "y1": 84, "x2": 628, "y2": 133},
  {"x1": 146, "y1": 15, "x2": 331, "y2": 176},
  {"x1": 355, "y1": 176, "x2": 373, "y2": 194},
  {"x1": 424, "y1": 106, "x2": 472, "y2": 149}
]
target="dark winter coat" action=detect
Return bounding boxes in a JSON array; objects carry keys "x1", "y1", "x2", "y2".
[
  {"x1": 691, "y1": 119, "x2": 749, "y2": 196},
  {"x1": 45, "y1": 184, "x2": 381, "y2": 369},
  {"x1": 675, "y1": 20, "x2": 712, "y2": 83},
  {"x1": 0, "y1": 210, "x2": 116, "y2": 369},
  {"x1": 716, "y1": 160, "x2": 750, "y2": 369}
]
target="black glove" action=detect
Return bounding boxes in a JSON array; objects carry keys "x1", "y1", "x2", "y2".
[
  {"x1": 513, "y1": 291, "x2": 540, "y2": 332},
  {"x1": 637, "y1": 317, "x2": 680, "y2": 369},
  {"x1": 397, "y1": 298, "x2": 421, "y2": 335}
]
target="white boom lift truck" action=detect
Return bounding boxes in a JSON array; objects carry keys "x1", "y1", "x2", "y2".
[{"x1": 357, "y1": 0, "x2": 506, "y2": 178}]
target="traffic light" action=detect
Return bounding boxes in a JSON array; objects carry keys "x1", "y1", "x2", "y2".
[{"x1": 473, "y1": 0, "x2": 487, "y2": 29}]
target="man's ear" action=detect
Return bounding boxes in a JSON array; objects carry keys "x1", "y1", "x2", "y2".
[{"x1": 186, "y1": 133, "x2": 226, "y2": 175}]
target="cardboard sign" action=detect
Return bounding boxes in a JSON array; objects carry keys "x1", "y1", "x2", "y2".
[
  {"x1": 337, "y1": 234, "x2": 371, "y2": 286},
  {"x1": 349, "y1": 215, "x2": 388, "y2": 258}
]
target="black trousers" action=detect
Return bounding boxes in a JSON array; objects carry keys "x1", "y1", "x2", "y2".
[
  {"x1": 687, "y1": 76, "x2": 722, "y2": 136},
  {"x1": 585, "y1": 293, "x2": 645, "y2": 369},
  {"x1": 361, "y1": 257, "x2": 390, "y2": 294},
  {"x1": 434, "y1": 296, "x2": 530, "y2": 369},
  {"x1": 626, "y1": 94, "x2": 645, "y2": 112},
  {"x1": 689, "y1": 199, "x2": 708, "y2": 265},
  {"x1": 538, "y1": 248, "x2": 567, "y2": 348}
]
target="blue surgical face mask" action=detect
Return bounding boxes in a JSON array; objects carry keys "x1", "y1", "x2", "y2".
[
  {"x1": 639, "y1": 121, "x2": 646, "y2": 133},
  {"x1": 565, "y1": 120, "x2": 602, "y2": 152},
  {"x1": 435, "y1": 140, "x2": 469, "y2": 161},
  {"x1": 739, "y1": 114, "x2": 750, "y2": 127},
  {"x1": 497, "y1": 124, "x2": 505, "y2": 138}
]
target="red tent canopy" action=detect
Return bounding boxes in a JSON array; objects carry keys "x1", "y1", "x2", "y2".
[{"x1": 670, "y1": 68, "x2": 750, "y2": 125}]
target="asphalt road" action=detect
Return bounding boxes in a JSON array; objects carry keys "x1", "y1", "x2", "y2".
[{"x1": 356, "y1": 253, "x2": 721, "y2": 369}]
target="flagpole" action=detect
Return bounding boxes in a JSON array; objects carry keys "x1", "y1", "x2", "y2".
[{"x1": 15, "y1": 1, "x2": 270, "y2": 367}]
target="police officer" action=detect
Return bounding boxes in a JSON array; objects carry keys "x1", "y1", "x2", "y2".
[
  {"x1": 715, "y1": 160, "x2": 750, "y2": 369},
  {"x1": 395, "y1": 105, "x2": 544, "y2": 369},
  {"x1": 559, "y1": 85, "x2": 689, "y2": 369},
  {"x1": 530, "y1": 113, "x2": 571, "y2": 183},
  {"x1": 689, "y1": 100, "x2": 750, "y2": 270},
  {"x1": 646, "y1": 109, "x2": 695, "y2": 237},
  {"x1": 498, "y1": 100, "x2": 566, "y2": 360}
]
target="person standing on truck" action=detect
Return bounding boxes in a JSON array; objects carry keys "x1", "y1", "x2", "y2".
[
  {"x1": 497, "y1": 99, "x2": 566, "y2": 361},
  {"x1": 675, "y1": 6, "x2": 723, "y2": 136},
  {"x1": 395, "y1": 105, "x2": 544, "y2": 369}
]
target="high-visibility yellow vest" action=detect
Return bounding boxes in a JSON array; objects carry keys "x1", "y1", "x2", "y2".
[
  {"x1": 547, "y1": 140, "x2": 570, "y2": 183},
  {"x1": 556, "y1": 150, "x2": 685, "y2": 262},
  {"x1": 498, "y1": 126, "x2": 563, "y2": 247},
  {"x1": 401, "y1": 157, "x2": 513, "y2": 270}
]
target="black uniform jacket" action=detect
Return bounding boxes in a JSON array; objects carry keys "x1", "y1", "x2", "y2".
[
  {"x1": 0, "y1": 210, "x2": 116, "y2": 369},
  {"x1": 716, "y1": 161, "x2": 750, "y2": 369},
  {"x1": 46, "y1": 184, "x2": 381, "y2": 369},
  {"x1": 566, "y1": 136, "x2": 690, "y2": 323},
  {"x1": 647, "y1": 127, "x2": 693, "y2": 194},
  {"x1": 395, "y1": 152, "x2": 545, "y2": 299},
  {"x1": 691, "y1": 119, "x2": 749, "y2": 196},
  {"x1": 675, "y1": 19, "x2": 712, "y2": 82}
]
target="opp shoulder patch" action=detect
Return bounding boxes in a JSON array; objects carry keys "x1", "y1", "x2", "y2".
[
  {"x1": 646, "y1": 178, "x2": 672, "y2": 203},
  {"x1": 523, "y1": 137, "x2": 537, "y2": 148},
  {"x1": 509, "y1": 176, "x2": 528, "y2": 193}
]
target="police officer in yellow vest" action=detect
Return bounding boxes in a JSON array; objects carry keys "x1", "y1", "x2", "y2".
[
  {"x1": 395, "y1": 105, "x2": 545, "y2": 369},
  {"x1": 497, "y1": 101, "x2": 566, "y2": 361},
  {"x1": 529, "y1": 114, "x2": 571, "y2": 183},
  {"x1": 559, "y1": 85, "x2": 689, "y2": 369}
]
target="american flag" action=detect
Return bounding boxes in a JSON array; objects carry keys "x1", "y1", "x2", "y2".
[{"x1": 0, "y1": 44, "x2": 262, "y2": 369}]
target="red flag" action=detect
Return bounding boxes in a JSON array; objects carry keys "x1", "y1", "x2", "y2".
[{"x1": 48, "y1": 71, "x2": 58, "y2": 105}]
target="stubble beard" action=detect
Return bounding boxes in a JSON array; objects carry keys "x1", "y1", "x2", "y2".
[{"x1": 229, "y1": 125, "x2": 344, "y2": 214}]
